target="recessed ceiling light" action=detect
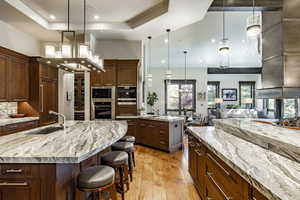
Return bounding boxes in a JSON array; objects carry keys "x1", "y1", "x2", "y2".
[
  {"x1": 164, "y1": 39, "x2": 168, "y2": 44},
  {"x1": 199, "y1": 59, "x2": 203, "y2": 63},
  {"x1": 211, "y1": 38, "x2": 216, "y2": 43},
  {"x1": 161, "y1": 59, "x2": 166, "y2": 64},
  {"x1": 49, "y1": 15, "x2": 56, "y2": 20},
  {"x1": 94, "y1": 15, "x2": 100, "y2": 20},
  {"x1": 242, "y1": 39, "x2": 246, "y2": 43}
]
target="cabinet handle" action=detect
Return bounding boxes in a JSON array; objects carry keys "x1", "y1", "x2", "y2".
[
  {"x1": 207, "y1": 198, "x2": 213, "y2": 200},
  {"x1": 195, "y1": 149, "x2": 203, "y2": 156},
  {"x1": 207, "y1": 153, "x2": 231, "y2": 177},
  {"x1": 207, "y1": 172, "x2": 233, "y2": 200},
  {"x1": 40, "y1": 84, "x2": 44, "y2": 112},
  {"x1": 5, "y1": 169, "x2": 23, "y2": 173},
  {"x1": 0, "y1": 182, "x2": 28, "y2": 186}
]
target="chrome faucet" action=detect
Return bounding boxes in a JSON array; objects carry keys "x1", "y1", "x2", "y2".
[{"x1": 49, "y1": 110, "x2": 66, "y2": 129}]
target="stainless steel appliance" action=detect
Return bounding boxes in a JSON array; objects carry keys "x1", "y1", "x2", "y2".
[
  {"x1": 117, "y1": 86, "x2": 137, "y2": 105},
  {"x1": 91, "y1": 87, "x2": 115, "y2": 119}
]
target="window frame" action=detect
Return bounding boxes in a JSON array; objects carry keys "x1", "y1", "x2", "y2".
[
  {"x1": 207, "y1": 81, "x2": 220, "y2": 109},
  {"x1": 239, "y1": 81, "x2": 256, "y2": 108},
  {"x1": 164, "y1": 79, "x2": 196, "y2": 115}
]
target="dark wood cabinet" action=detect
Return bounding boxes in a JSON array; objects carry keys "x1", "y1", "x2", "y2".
[
  {"x1": 1, "y1": 120, "x2": 38, "y2": 136},
  {"x1": 117, "y1": 60, "x2": 138, "y2": 86},
  {"x1": 0, "y1": 47, "x2": 29, "y2": 102},
  {"x1": 188, "y1": 133, "x2": 269, "y2": 200},
  {"x1": 18, "y1": 58, "x2": 58, "y2": 127},
  {"x1": 74, "y1": 73, "x2": 85, "y2": 120},
  {"x1": 116, "y1": 105, "x2": 137, "y2": 116},
  {"x1": 90, "y1": 60, "x2": 116, "y2": 86},
  {"x1": 0, "y1": 180, "x2": 40, "y2": 200},
  {"x1": 0, "y1": 55, "x2": 8, "y2": 101}
]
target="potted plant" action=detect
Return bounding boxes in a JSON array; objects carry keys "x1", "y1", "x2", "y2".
[{"x1": 147, "y1": 92, "x2": 158, "y2": 115}]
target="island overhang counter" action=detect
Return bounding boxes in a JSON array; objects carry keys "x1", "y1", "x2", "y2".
[{"x1": 0, "y1": 120, "x2": 127, "y2": 200}]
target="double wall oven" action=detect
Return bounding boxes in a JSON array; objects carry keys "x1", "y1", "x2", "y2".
[{"x1": 91, "y1": 87, "x2": 115, "y2": 119}]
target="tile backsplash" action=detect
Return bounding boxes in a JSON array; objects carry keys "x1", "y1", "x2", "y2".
[{"x1": 0, "y1": 102, "x2": 18, "y2": 117}]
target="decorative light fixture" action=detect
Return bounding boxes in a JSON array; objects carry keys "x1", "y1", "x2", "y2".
[
  {"x1": 180, "y1": 51, "x2": 191, "y2": 94},
  {"x1": 165, "y1": 29, "x2": 172, "y2": 80},
  {"x1": 246, "y1": 0, "x2": 261, "y2": 39},
  {"x1": 41, "y1": 0, "x2": 104, "y2": 72},
  {"x1": 219, "y1": 0, "x2": 230, "y2": 68},
  {"x1": 147, "y1": 36, "x2": 153, "y2": 87}
]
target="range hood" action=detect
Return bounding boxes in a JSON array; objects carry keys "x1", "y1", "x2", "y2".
[{"x1": 256, "y1": 1, "x2": 300, "y2": 99}]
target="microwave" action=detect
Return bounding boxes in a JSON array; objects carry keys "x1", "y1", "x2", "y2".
[
  {"x1": 92, "y1": 87, "x2": 115, "y2": 99},
  {"x1": 117, "y1": 86, "x2": 137, "y2": 99}
]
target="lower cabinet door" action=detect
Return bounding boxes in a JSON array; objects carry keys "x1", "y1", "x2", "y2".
[
  {"x1": 205, "y1": 174, "x2": 225, "y2": 200},
  {"x1": 0, "y1": 179, "x2": 39, "y2": 200}
]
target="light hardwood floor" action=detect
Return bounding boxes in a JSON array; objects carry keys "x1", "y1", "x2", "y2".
[{"x1": 121, "y1": 143, "x2": 201, "y2": 200}]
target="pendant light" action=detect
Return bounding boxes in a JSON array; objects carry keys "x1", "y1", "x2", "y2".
[
  {"x1": 180, "y1": 51, "x2": 190, "y2": 93},
  {"x1": 147, "y1": 36, "x2": 153, "y2": 87},
  {"x1": 43, "y1": 0, "x2": 104, "y2": 72},
  {"x1": 219, "y1": 0, "x2": 230, "y2": 68},
  {"x1": 165, "y1": 29, "x2": 172, "y2": 80},
  {"x1": 246, "y1": 0, "x2": 261, "y2": 38}
]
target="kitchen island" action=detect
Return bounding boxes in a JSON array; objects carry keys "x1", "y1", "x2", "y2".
[
  {"x1": 187, "y1": 119, "x2": 300, "y2": 200},
  {"x1": 116, "y1": 115, "x2": 185, "y2": 152},
  {"x1": 0, "y1": 120, "x2": 127, "y2": 200}
]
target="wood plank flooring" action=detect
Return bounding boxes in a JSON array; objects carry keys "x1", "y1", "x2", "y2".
[{"x1": 120, "y1": 143, "x2": 201, "y2": 200}]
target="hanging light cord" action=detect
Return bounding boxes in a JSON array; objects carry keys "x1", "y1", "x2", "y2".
[
  {"x1": 222, "y1": 0, "x2": 225, "y2": 40},
  {"x1": 184, "y1": 51, "x2": 187, "y2": 85},
  {"x1": 167, "y1": 29, "x2": 170, "y2": 71},
  {"x1": 252, "y1": 0, "x2": 255, "y2": 17},
  {"x1": 148, "y1": 36, "x2": 152, "y2": 74},
  {"x1": 67, "y1": 0, "x2": 70, "y2": 31},
  {"x1": 83, "y1": 0, "x2": 86, "y2": 43}
]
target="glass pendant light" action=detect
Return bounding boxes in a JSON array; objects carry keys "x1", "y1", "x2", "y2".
[
  {"x1": 147, "y1": 36, "x2": 153, "y2": 87},
  {"x1": 219, "y1": 0, "x2": 230, "y2": 68},
  {"x1": 165, "y1": 29, "x2": 172, "y2": 80},
  {"x1": 247, "y1": 0, "x2": 261, "y2": 39}
]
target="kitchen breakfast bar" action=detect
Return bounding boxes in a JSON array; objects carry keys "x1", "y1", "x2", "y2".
[{"x1": 0, "y1": 120, "x2": 127, "y2": 200}]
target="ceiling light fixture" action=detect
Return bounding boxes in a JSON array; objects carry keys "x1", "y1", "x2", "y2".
[
  {"x1": 211, "y1": 38, "x2": 216, "y2": 43},
  {"x1": 49, "y1": 15, "x2": 56, "y2": 20},
  {"x1": 246, "y1": 0, "x2": 261, "y2": 39},
  {"x1": 41, "y1": 0, "x2": 104, "y2": 73},
  {"x1": 219, "y1": 0, "x2": 230, "y2": 68},
  {"x1": 165, "y1": 29, "x2": 172, "y2": 80},
  {"x1": 147, "y1": 36, "x2": 153, "y2": 87},
  {"x1": 164, "y1": 39, "x2": 168, "y2": 44},
  {"x1": 94, "y1": 15, "x2": 100, "y2": 20}
]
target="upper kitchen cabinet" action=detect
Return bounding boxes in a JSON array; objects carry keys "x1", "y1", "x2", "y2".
[
  {"x1": 0, "y1": 47, "x2": 29, "y2": 102},
  {"x1": 0, "y1": 54, "x2": 8, "y2": 101},
  {"x1": 117, "y1": 60, "x2": 139, "y2": 86},
  {"x1": 91, "y1": 60, "x2": 117, "y2": 86}
]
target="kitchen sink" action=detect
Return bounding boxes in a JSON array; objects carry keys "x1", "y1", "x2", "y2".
[{"x1": 33, "y1": 126, "x2": 64, "y2": 135}]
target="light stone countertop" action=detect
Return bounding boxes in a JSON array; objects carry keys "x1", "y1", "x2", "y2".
[
  {"x1": 116, "y1": 115, "x2": 185, "y2": 122},
  {"x1": 213, "y1": 119, "x2": 300, "y2": 163},
  {"x1": 0, "y1": 120, "x2": 127, "y2": 164},
  {"x1": 187, "y1": 126, "x2": 300, "y2": 200},
  {"x1": 0, "y1": 117, "x2": 40, "y2": 126}
]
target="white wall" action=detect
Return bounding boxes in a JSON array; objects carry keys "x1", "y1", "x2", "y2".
[
  {"x1": 207, "y1": 73, "x2": 262, "y2": 109},
  {"x1": 146, "y1": 67, "x2": 208, "y2": 115},
  {"x1": 58, "y1": 70, "x2": 74, "y2": 120},
  {"x1": 94, "y1": 39, "x2": 142, "y2": 59},
  {"x1": 0, "y1": 20, "x2": 41, "y2": 56}
]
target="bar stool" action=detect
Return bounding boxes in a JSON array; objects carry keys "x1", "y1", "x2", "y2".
[
  {"x1": 118, "y1": 136, "x2": 136, "y2": 168},
  {"x1": 76, "y1": 165, "x2": 117, "y2": 200},
  {"x1": 101, "y1": 151, "x2": 129, "y2": 200},
  {"x1": 119, "y1": 136, "x2": 136, "y2": 143},
  {"x1": 111, "y1": 142, "x2": 135, "y2": 181}
]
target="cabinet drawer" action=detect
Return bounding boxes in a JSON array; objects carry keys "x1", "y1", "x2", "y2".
[
  {"x1": 0, "y1": 165, "x2": 38, "y2": 178},
  {"x1": 205, "y1": 173, "x2": 227, "y2": 200},
  {"x1": 206, "y1": 152, "x2": 244, "y2": 199},
  {"x1": 20, "y1": 121, "x2": 38, "y2": 129}
]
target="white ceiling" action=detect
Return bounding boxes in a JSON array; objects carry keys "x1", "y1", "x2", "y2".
[
  {"x1": 147, "y1": 12, "x2": 262, "y2": 68},
  {"x1": 20, "y1": 0, "x2": 163, "y2": 22}
]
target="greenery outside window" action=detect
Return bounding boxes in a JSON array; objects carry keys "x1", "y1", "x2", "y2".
[
  {"x1": 207, "y1": 81, "x2": 220, "y2": 109},
  {"x1": 165, "y1": 80, "x2": 196, "y2": 115},
  {"x1": 239, "y1": 81, "x2": 255, "y2": 108}
]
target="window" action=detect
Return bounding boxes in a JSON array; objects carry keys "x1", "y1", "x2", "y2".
[
  {"x1": 239, "y1": 81, "x2": 255, "y2": 108},
  {"x1": 207, "y1": 81, "x2": 220, "y2": 109},
  {"x1": 266, "y1": 99, "x2": 276, "y2": 118},
  {"x1": 165, "y1": 80, "x2": 196, "y2": 115},
  {"x1": 283, "y1": 99, "x2": 298, "y2": 118}
]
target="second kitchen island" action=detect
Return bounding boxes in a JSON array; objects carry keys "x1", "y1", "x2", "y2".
[
  {"x1": 117, "y1": 115, "x2": 185, "y2": 153},
  {"x1": 0, "y1": 120, "x2": 127, "y2": 200}
]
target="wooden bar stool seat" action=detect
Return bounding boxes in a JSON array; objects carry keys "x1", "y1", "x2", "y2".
[
  {"x1": 101, "y1": 151, "x2": 130, "y2": 200},
  {"x1": 111, "y1": 142, "x2": 135, "y2": 181},
  {"x1": 76, "y1": 165, "x2": 117, "y2": 200}
]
